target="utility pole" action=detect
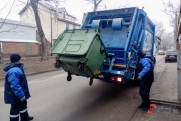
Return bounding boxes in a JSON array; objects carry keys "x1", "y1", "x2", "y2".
[
  {"x1": 177, "y1": 31, "x2": 181, "y2": 100},
  {"x1": 50, "y1": 7, "x2": 52, "y2": 48},
  {"x1": 178, "y1": 37, "x2": 181, "y2": 100},
  {"x1": 0, "y1": 42, "x2": 3, "y2": 64},
  {"x1": 176, "y1": 7, "x2": 181, "y2": 100}
]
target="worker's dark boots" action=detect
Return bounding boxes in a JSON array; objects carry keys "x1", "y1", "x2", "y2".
[
  {"x1": 21, "y1": 116, "x2": 33, "y2": 121},
  {"x1": 138, "y1": 105, "x2": 149, "y2": 111}
]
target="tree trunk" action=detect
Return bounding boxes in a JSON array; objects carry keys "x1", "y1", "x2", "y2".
[
  {"x1": 93, "y1": 0, "x2": 102, "y2": 12},
  {"x1": 30, "y1": 0, "x2": 48, "y2": 60},
  {"x1": 93, "y1": 2, "x2": 98, "y2": 12},
  {"x1": 93, "y1": 5, "x2": 98, "y2": 12}
]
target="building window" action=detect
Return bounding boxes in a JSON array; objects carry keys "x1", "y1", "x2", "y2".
[
  {"x1": 66, "y1": 23, "x2": 69, "y2": 30},
  {"x1": 73, "y1": 25, "x2": 76, "y2": 29},
  {"x1": 63, "y1": 12, "x2": 65, "y2": 19}
]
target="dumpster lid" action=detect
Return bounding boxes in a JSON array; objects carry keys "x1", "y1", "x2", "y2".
[{"x1": 51, "y1": 29, "x2": 99, "y2": 55}]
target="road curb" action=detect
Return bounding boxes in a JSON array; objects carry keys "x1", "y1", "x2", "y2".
[
  {"x1": 0, "y1": 68, "x2": 61, "y2": 81},
  {"x1": 150, "y1": 98, "x2": 181, "y2": 107}
]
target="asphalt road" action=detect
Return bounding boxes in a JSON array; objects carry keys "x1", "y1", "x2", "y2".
[
  {"x1": 0, "y1": 55, "x2": 164, "y2": 121},
  {"x1": 155, "y1": 54, "x2": 163, "y2": 63}
]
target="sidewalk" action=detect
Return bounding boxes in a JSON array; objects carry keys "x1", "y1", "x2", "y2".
[
  {"x1": 150, "y1": 58, "x2": 179, "y2": 104},
  {"x1": 131, "y1": 57, "x2": 181, "y2": 121}
]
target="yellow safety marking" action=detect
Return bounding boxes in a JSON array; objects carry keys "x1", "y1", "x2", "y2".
[{"x1": 113, "y1": 64, "x2": 126, "y2": 67}]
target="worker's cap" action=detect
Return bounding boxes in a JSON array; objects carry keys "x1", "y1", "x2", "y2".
[{"x1": 10, "y1": 54, "x2": 21, "y2": 63}]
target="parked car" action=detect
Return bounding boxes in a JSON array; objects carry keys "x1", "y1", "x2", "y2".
[
  {"x1": 165, "y1": 49, "x2": 177, "y2": 62},
  {"x1": 157, "y1": 50, "x2": 165, "y2": 55}
]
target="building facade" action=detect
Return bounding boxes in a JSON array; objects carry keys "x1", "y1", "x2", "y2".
[
  {"x1": 0, "y1": 18, "x2": 42, "y2": 57},
  {"x1": 19, "y1": 1, "x2": 81, "y2": 45}
]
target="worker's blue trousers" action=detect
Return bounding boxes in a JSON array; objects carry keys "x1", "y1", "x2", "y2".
[{"x1": 10, "y1": 100, "x2": 29, "y2": 121}]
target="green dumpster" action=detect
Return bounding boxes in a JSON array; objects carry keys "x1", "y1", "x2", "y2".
[{"x1": 51, "y1": 29, "x2": 108, "y2": 85}]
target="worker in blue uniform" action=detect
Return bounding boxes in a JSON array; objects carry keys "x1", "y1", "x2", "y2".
[
  {"x1": 136, "y1": 50, "x2": 154, "y2": 111},
  {"x1": 3, "y1": 54, "x2": 33, "y2": 121}
]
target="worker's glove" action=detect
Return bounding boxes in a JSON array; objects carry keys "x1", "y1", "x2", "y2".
[
  {"x1": 20, "y1": 96, "x2": 26, "y2": 102},
  {"x1": 137, "y1": 76, "x2": 142, "y2": 81}
]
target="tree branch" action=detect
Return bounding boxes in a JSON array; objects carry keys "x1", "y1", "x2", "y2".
[
  {"x1": 0, "y1": 0, "x2": 16, "y2": 29},
  {"x1": 0, "y1": 2, "x2": 8, "y2": 11},
  {"x1": 97, "y1": 0, "x2": 102, "y2": 5},
  {"x1": 162, "y1": 0, "x2": 179, "y2": 28}
]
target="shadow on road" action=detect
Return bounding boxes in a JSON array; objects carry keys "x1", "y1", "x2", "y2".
[{"x1": 61, "y1": 80, "x2": 140, "y2": 121}]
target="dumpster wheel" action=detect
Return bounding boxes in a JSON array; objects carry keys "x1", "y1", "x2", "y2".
[
  {"x1": 67, "y1": 71, "x2": 72, "y2": 81},
  {"x1": 67, "y1": 75, "x2": 72, "y2": 81},
  {"x1": 89, "y1": 78, "x2": 93, "y2": 86},
  {"x1": 78, "y1": 64, "x2": 84, "y2": 71},
  {"x1": 54, "y1": 60, "x2": 62, "y2": 68}
]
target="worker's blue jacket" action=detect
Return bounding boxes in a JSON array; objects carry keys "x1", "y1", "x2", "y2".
[
  {"x1": 3, "y1": 63, "x2": 30, "y2": 104},
  {"x1": 137, "y1": 57, "x2": 154, "y2": 82}
]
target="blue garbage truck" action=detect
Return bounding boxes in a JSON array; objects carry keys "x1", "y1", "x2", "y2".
[{"x1": 51, "y1": 7, "x2": 155, "y2": 86}]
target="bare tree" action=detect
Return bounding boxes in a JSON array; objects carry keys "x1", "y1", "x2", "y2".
[
  {"x1": 0, "y1": 0, "x2": 17, "y2": 64},
  {"x1": 85, "y1": 0, "x2": 102, "y2": 11},
  {"x1": 0, "y1": 0, "x2": 65, "y2": 62},
  {"x1": 28, "y1": 0, "x2": 65, "y2": 60},
  {"x1": 162, "y1": 0, "x2": 179, "y2": 28},
  {"x1": 101, "y1": 0, "x2": 107, "y2": 10},
  {"x1": 100, "y1": 0, "x2": 128, "y2": 10},
  {"x1": 153, "y1": 20, "x2": 166, "y2": 50},
  {"x1": 162, "y1": 0, "x2": 179, "y2": 49},
  {"x1": 153, "y1": 20, "x2": 174, "y2": 50},
  {"x1": 161, "y1": 32, "x2": 174, "y2": 50},
  {"x1": 30, "y1": 0, "x2": 48, "y2": 60},
  {"x1": 153, "y1": 20, "x2": 166, "y2": 38},
  {"x1": 0, "y1": 0, "x2": 16, "y2": 31},
  {"x1": 0, "y1": 0, "x2": 66, "y2": 61}
]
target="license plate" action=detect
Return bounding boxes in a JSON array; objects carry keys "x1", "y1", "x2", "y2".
[{"x1": 169, "y1": 56, "x2": 175, "y2": 57}]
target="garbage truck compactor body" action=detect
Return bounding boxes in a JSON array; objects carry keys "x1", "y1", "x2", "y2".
[{"x1": 51, "y1": 7, "x2": 155, "y2": 85}]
